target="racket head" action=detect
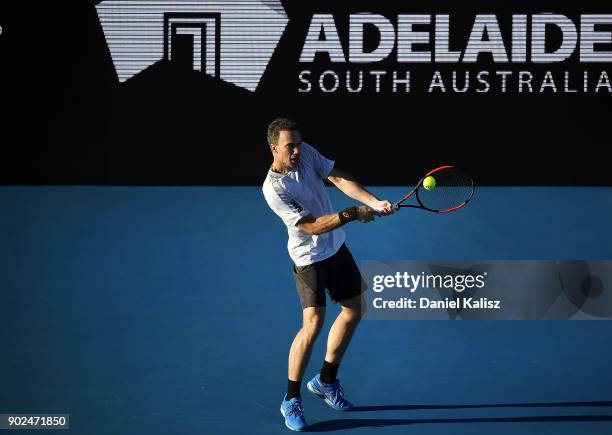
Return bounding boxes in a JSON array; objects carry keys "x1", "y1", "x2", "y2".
[{"x1": 397, "y1": 165, "x2": 474, "y2": 213}]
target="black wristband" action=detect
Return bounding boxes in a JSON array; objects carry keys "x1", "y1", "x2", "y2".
[{"x1": 338, "y1": 206, "x2": 358, "y2": 225}]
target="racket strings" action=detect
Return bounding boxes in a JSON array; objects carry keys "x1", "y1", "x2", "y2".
[{"x1": 417, "y1": 168, "x2": 473, "y2": 211}]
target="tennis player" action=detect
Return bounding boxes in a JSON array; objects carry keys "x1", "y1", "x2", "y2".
[{"x1": 262, "y1": 118, "x2": 394, "y2": 431}]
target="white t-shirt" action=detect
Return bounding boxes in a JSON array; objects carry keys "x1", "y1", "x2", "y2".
[{"x1": 262, "y1": 142, "x2": 346, "y2": 266}]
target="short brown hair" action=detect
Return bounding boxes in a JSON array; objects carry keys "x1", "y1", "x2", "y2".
[{"x1": 267, "y1": 118, "x2": 299, "y2": 145}]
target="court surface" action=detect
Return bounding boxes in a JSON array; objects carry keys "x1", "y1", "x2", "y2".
[{"x1": 1, "y1": 186, "x2": 612, "y2": 434}]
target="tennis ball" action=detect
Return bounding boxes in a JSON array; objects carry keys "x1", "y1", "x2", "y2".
[{"x1": 423, "y1": 176, "x2": 436, "y2": 190}]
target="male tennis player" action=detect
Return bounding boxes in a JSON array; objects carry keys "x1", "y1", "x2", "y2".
[{"x1": 262, "y1": 118, "x2": 394, "y2": 431}]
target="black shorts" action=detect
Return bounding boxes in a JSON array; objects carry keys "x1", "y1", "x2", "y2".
[{"x1": 293, "y1": 243, "x2": 364, "y2": 309}]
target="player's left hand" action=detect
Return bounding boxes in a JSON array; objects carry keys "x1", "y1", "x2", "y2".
[{"x1": 370, "y1": 200, "x2": 395, "y2": 215}]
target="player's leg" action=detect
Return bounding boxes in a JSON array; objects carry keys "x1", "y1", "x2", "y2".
[
  {"x1": 325, "y1": 244, "x2": 365, "y2": 365},
  {"x1": 307, "y1": 244, "x2": 363, "y2": 410},
  {"x1": 288, "y1": 306, "x2": 325, "y2": 384},
  {"x1": 306, "y1": 293, "x2": 362, "y2": 411},
  {"x1": 281, "y1": 263, "x2": 327, "y2": 431},
  {"x1": 325, "y1": 292, "x2": 363, "y2": 364}
]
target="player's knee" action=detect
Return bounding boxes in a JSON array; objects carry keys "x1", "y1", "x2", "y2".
[
  {"x1": 343, "y1": 306, "x2": 362, "y2": 323},
  {"x1": 302, "y1": 309, "x2": 324, "y2": 340},
  {"x1": 341, "y1": 295, "x2": 365, "y2": 322}
]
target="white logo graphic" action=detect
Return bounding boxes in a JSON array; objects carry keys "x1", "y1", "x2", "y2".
[{"x1": 96, "y1": 0, "x2": 289, "y2": 91}]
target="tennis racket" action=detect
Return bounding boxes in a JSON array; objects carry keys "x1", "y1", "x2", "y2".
[{"x1": 393, "y1": 165, "x2": 474, "y2": 213}]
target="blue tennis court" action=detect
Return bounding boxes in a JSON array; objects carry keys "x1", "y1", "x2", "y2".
[{"x1": 1, "y1": 186, "x2": 611, "y2": 434}]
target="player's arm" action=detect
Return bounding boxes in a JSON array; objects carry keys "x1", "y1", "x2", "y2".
[
  {"x1": 327, "y1": 168, "x2": 394, "y2": 214},
  {"x1": 296, "y1": 207, "x2": 375, "y2": 236}
]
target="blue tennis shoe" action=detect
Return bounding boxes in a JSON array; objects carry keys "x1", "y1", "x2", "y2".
[
  {"x1": 280, "y1": 396, "x2": 307, "y2": 431},
  {"x1": 306, "y1": 374, "x2": 353, "y2": 411}
]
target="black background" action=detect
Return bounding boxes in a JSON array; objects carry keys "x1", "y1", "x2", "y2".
[{"x1": 0, "y1": 1, "x2": 611, "y2": 185}]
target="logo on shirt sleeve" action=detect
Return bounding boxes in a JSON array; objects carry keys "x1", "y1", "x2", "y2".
[{"x1": 289, "y1": 199, "x2": 304, "y2": 213}]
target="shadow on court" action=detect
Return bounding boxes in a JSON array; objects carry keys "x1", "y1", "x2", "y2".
[
  {"x1": 307, "y1": 401, "x2": 612, "y2": 432},
  {"x1": 348, "y1": 400, "x2": 612, "y2": 412},
  {"x1": 307, "y1": 414, "x2": 612, "y2": 432}
]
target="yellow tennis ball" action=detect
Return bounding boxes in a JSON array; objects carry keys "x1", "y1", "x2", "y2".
[{"x1": 423, "y1": 176, "x2": 436, "y2": 190}]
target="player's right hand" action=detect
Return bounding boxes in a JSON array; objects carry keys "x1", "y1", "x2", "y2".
[{"x1": 370, "y1": 200, "x2": 395, "y2": 215}]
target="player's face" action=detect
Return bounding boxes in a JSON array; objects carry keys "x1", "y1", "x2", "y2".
[{"x1": 274, "y1": 130, "x2": 302, "y2": 170}]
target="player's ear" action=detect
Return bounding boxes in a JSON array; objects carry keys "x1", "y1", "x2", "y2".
[{"x1": 269, "y1": 143, "x2": 276, "y2": 153}]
